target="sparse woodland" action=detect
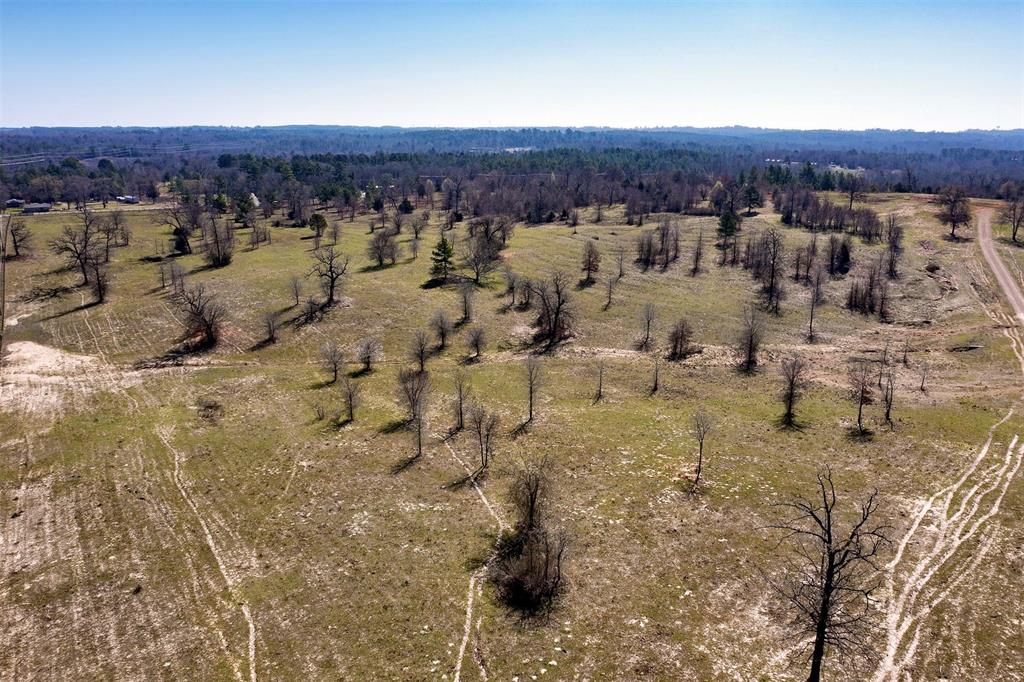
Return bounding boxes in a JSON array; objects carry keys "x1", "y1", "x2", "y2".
[{"x1": 2, "y1": 135, "x2": 1024, "y2": 681}]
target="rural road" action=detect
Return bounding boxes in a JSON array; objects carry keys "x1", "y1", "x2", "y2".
[{"x1": 978, "y1": 208, "x2": 1024, "y2": 324}]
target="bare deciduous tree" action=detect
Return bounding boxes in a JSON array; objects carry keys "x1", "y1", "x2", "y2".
[
  {"x1": 807, "y1": 265, "x2": 825, "y2": 342},
  {"x1": 289, "y1": 274, "x2": 303, "y2": 307},
  {"x1": 460, "y1": 284, "x2": 475, "y2": 323},
  {"x1": 638, "y1": 302, "x2": 656, "y2": 350},
  {"x1": 263, "y1": 311, "x2": 278, "y2": 343},
  {"x1": 309, "y1": 245, "x2": 350, "y2": 307},
  {"x1": 532, "y1": 272, "x2": 575, "y2": 350},
  {"x1": 466, "y1": 325, "x2": 486, "y2": 360},
  {"x1": 178, "y1": 283, "x2": 226, "y2": 349},
  {"x1": 580, "y1": 240, "x2": 601, "y2": 285},
  {"x1": 341, "y1": 375, "x2": 361, "y2": 423},
  {"x1": 738, "y1": 304, "x2": 765, "y2": 372},
  {"x1": 490, "y1": 456, "x2": 568, "y2": 613},
  {"x1": 691, "y1": 226, "x2": 704, "y2": 276},
  {"x1": 320, "y1": 340, "x2": 345, "y2": 383},
  {"x1": 667, "y1": 317, "x2": 695, "y2": 360},
  {"x1": 937, "y1": 186, "x2": 971, "y2": 239},
  {"x1": 691, "y1": 411, "x2": 714, "y2": 492},
  {"x1": 848, "y1": 360, "x2": 873, "y2": 433},
  {"x1": 430, "y1": 309, "x2": 453, "y2": 349},
  {"x1": 398, "y1": 368, "x2": 431, "y2": 458},
  {"x1": 467, "y1": 402, "x2": 500, "y2": 473},
  {"x1": 367, "y1": 228, "x2": 401, "y2": 266},
  {"x1": 770, "y1": 469, "x2": 890, "y2": 682},
  {"x1": 356, "y1": 337, "x2": 382, "y2": 372},
  {"x1": 525, "y1": 356, "x2": 543, "y2": 423},
  {"x1": 50, "y1": 208, "x2": 100, "y2": 284},
  {"x1": 453, "y1": 369, "x2": 468, "y2": 431},
  {"x1": 780, "y1": 356, "x2": 809, "y2": 427},
  {"x1": 409, "y1": 329, "x2": 430, "y2": 372}
]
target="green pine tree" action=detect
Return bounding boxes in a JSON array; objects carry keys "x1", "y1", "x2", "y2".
[{"x1": 430, "y1": 236, "x2": 454, "y2": 281}]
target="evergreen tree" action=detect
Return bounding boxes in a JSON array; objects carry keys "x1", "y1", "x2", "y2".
[{"x1": 430, "y1": 236, "x2": 455, "y2": 281}]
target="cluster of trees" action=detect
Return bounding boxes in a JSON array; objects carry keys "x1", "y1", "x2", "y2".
[{"x1": 48, "y1": 208, "x2": 133, "y2": 303}]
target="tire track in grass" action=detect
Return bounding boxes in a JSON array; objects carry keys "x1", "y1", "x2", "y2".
[
  {"x1": 443, "y1": 438, "x2": 508, "y2": 682},
  {"x1": 157, "y1": 427, "x2": 257, "y2": 682},
  {"x1": 873, "y1": 210, "x2": 1024, "y2": 680}
]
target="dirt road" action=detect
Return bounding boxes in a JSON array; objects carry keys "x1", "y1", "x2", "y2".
[{"x1": 978, "y1": 208, "x2": 1024, "y2": 323}]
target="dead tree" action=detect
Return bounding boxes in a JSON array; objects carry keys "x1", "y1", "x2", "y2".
[
  {"x1": 780, "y1": 356, "x2": 809, "y2": 427},
  {"x1": 594, "y1": 361, "x2": 605, "y2": 402},
  {"x1": 289, "y1": 275, "x2": 303, "y2": 307},
  {"x1": 309, "y1": 245, "x2": 350, "y2": 307},
  {"x1": 525, "y1": 356, "x2": 543, "y2": 423},
  {"x1": 770, "y1": 469, "x2": 890, "y2": 682},
  {"x1": 691, "y1": 411, "x2": 714, "y2": 492},
  {"x1": 738, "y1": 304, "x2": 765, "y2": 372},
  {"x1": 320, "y1": 340, "x2": 345, "y2": 383}
]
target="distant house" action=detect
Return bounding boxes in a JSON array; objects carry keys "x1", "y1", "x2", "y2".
[
  {"x1": 5, "y1": 198, "x2": 25, "y2": 209},
  {"x1": 116, "y1": 195, "x2": 140, "y2": 204},
  {"x1": 23, "y1": 203, "x2": 52, "y2": 214}
]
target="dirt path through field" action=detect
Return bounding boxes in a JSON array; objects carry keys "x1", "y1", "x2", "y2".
[
  {"x1": 978, "y1": 208, "x2": 1024, "y2": 322},
  {"x1": 871, "y1": 207, "x2": 1024, "y2": 680},
  {"x1": 157, "y1": 427, "x2": 258, "y2": 682},
  {"x1": 443, "y1": 438, "x2": 508, "y2": 682}
]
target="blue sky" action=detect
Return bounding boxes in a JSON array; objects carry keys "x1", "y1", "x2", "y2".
[{"x1": 1, "y1": 0, "x2": 1021, "y2": 130}]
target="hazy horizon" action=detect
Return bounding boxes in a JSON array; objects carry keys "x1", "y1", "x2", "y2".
[{"x1": 2, "y1": 0, "x2": 1021, "y2": 131}]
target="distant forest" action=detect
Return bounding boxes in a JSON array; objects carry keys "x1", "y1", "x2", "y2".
[{"x1": 1, "y1": 126, "x2": 1022, "y2": 208}]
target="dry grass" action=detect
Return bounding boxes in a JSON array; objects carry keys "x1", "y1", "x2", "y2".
[{"x1": 1, "y1": 194, "x2": 1022, "y2": 680}]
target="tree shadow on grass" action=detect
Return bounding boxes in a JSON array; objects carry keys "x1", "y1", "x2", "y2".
[
  {"x1": 38, "y1": 298, "x2": 100, "y2": 321},
  {"x1": 379, "y1": 418, "x2": 409, "y2": 434},
  {"x1": 775, "y1": 415, "x2": 808, "y2": 432},
  {"x1": 510, "y1": 420, "x2": 531, "y2": 439},
  {"x1": 845, "y1": 426, "x2": 875, "y2": 442},
  {"x1": 389, "y1": 453, "x2": 420, "y2": 475}
]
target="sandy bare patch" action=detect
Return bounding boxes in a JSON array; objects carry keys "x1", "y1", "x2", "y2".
[{"x1": 0, "y1": 341, "x2": 141, "y2": 416}]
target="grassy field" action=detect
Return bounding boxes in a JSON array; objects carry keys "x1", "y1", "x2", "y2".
[{"x1": 2, "y1": 194, "x2": 1023, "y2": 680}]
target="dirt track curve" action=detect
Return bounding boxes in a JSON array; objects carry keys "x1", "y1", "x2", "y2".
[{"x1": 978, "y1": 208, "x2": 1024, "y2": 322}]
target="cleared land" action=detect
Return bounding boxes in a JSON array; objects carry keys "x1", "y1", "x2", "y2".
[{"x1": 2, "y1": 194, "x2": 1023, "y2": 680}]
